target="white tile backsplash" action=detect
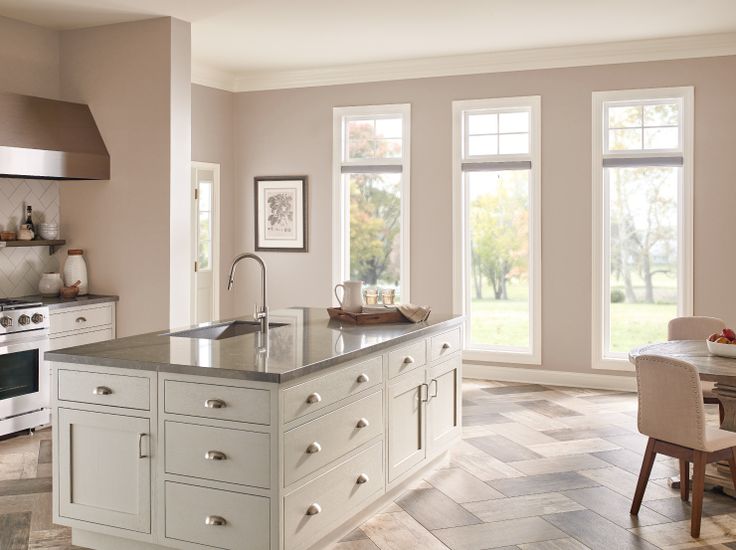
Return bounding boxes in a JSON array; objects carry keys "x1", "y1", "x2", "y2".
[{"x1": 0, "y1": 178, "x2": 60, "y2": 298}]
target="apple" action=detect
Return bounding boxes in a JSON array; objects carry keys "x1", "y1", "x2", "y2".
[
  {"x1": 709, "y1": 333, "x2": 720, "y2": 342},
  {"x1": 724, "y1": 328, "x2": 736, "y2": 340}
]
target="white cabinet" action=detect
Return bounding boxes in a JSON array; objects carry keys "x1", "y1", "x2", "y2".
[
  {"x1": 57, "y1": 408, "x2": 151, "y2": 533},
  {"x1": 48, "y1": 302, "x2": 116, "y2": 351},
  {"x1": 387, "y1": 367, "x2": 427, "y2": 483},
  {"x1": 428, "y1": 356, "x2": 462, "y2": 454}
]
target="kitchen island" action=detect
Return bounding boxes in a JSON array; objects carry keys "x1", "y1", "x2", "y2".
[{"x1": 46, "y1": 307, "x2": 463, "y2": 550}]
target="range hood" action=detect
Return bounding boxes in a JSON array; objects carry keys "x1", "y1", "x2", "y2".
[{"x1": 0, "y1": 92, "x2": 110, "y2": 180}]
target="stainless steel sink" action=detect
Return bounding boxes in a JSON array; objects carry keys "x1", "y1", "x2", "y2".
[{"x1": 166, "y1": 320, "x2": 286, "y2": 340}]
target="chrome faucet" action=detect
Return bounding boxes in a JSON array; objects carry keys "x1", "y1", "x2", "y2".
[{"x1": 227, "y1": 253, "x2": 269, "y2": 333}]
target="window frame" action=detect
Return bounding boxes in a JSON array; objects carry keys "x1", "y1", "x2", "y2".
[
  {"x1": 332, "y1": 104, "x2": 411, "y2": 303},
  {"x1": 591, "y1": 87, "x2": 694, "y2": 371},
  {"x1": 452, "y1": 96, "x2": 542, "y2": 365}
]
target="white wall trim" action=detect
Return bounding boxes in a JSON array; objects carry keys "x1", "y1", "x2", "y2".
[
  {"x1": 463, "y1": 363, "x2": 636, "y2": 392},
  {"x1": 191, "y1": 32, "x2": 736, "y2": 93}
]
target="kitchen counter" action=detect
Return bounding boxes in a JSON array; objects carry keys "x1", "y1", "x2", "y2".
[
  {"x1": 20, "y1": 293, "x2": 119, "y2": 310},
  {"x1": 46, "y1": 307, "x2": 462, "y2": 383}
]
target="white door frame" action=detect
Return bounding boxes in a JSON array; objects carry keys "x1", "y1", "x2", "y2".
[{"x1": 191, "y1": 161, "x2": 221, "y2": 324}]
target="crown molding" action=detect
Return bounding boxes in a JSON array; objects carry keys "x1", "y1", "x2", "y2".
[{"x1": 192, "y1": 32, "x2": 736, "y2": 93}]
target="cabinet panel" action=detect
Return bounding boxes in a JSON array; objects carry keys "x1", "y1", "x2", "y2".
[
  {"x1": 48, "y1": 328, "x2": 113, "y2": 351},
  {"x1": 428, "y1": 356, "x2": 462, "y2": 455},
  {"x1": 388, "y1": 340, "x2": 427, "y2": 379},
  {"x1": 387, "y1": 368, "x2": 426, "y2": 483},
  {"x1": 58, "y1": 369, "x2": 150, "y2": 410},
  {"x1": 164, "y1": 380, "x2": 270, "y2": 425},
  {"x1": 50, "y1": 305, "x2": 112, "y2": 335},
  {"x1": 57, "y1": 408, "x2": 150, "y2": 533},
  {"x1": 429, "y1": 327, "x2": 462, "y2": 361}
]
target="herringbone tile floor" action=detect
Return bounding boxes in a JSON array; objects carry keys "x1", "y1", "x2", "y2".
[{"x1": 3, "y1": 380, "x2": 736, "y2": 550}]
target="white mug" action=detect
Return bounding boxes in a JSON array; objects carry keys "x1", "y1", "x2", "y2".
[{"x1": 334, "y1": 280, "x2": 363, "y2": 313}]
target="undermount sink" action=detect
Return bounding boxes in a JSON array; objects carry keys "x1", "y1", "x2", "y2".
[{"x1": 166, "y1": 320, "x2": 286, "y2": 340}]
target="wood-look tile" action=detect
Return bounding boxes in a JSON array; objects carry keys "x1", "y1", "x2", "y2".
[
  {"x1": 592, "y1": 448, "x2": 679, "y2": 477},
  {"x1": 518, "y1": 539, "x2": 591, "y2": 550},
  {"x1": 27, "y1": 527, "x2": 81, "y2": 550},
  {"x1": 449, "y1": 441, "x2": 525, "y2": 481},
  {"x1": 433, "y1": 517, "x2": 566, "y2": 550},
  {"x1": 488, "y1": 472, "x2": 600, "y2": 497},
  {"x1": 0, "y1": 451, "x2": 37, "y2": 481},
  {"x1": 37, "y1": 441, "x2": 51, "y2": 465},
  {"x1": 543, "y1": 509, "x2": 658, "y2": 550},
  {"x1": 330, "y1": 540, "x2": 380, "y2": 550},
  {"x1": 0, "y1": 477, "x2": 52, "y2": 496},
  {"x1": 425, "y1": 468, "x2": 504, "y2": 503},
  {"x1": 396, "y1": 488, "x2": 481, "y2": 530},
  {"x1": 341, "y1": 528, "x2": 369, "y2": 542},
  {"x1": 508, "y1": 455, "x2": 611, "y2": 476},
  {"x1": 604, "y1": 434, "x2": 650, "y2": 454},
  {"x1": 467, "y1": 435, "x2": 542, "y2": 463},
  {"x1": 500, "y1": 410, "x2": 570, "y2": 431},
  {"x1": 360, "y1": 511, "x2": 449, "y2": 550},
  {"x1": 490, "y1": 423, "x2": 559, "y2": 446},
  {"x1": 578, "y1": 466, "x2": 677, "y2": 501},
  {"x1": 562, "y1": 486, "x2": 670, "y2": 528},
  {"x1": 643, "y1": 494, "x2": 736, "y2": 522},
  {"x1": 528, "y1": 438, "x2": 620, "y2": 458},
  {"x1": 463, "y1": 493, "x2": 584, "y2": 522},
  {"x1": 482, "y1": 385, "x2": 550, "y2": 396},
  {"x1": 631, "y1": 513, "x2": 736, "y2": 547},
  {"x1": 463, "y1": 413, "x2": 514, "y2": 427},
  {"x1": 0, "y1": 511, "x2": 32, "y2": 550},
  {"x1": 522, "y1": 401, "x2": 582, "y2": 418},
  {"x1": 542, "y1": 426, "x2": 631, "y2": 442}
]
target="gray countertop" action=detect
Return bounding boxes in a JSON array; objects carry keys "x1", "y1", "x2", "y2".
[
  {"x1": 19, "y1": 294, "x2": 119, "y2": 310},
  {"x1": 45, "y1": 307, "x2": 462, "y2": 383}
]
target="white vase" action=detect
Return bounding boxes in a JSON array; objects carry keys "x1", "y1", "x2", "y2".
[
  {"x1": 38, "y1": 272, "x2": 63, "y2": 297},
  {"x1": 63, "y1": 249, "x2": 88, "y2": 296}
]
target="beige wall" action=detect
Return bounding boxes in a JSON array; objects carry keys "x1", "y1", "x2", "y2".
[
  {"x1": 227, "y1": 55, "x2": 736, "y2": 375},
  {"x1": 0, "y1": 15, "x2": 59, "y2": 98},
  {"x1": 59, "y1": 18, "x2": 190, "y2": 337},
  {"x1": 191, "y1": 84, "x2": 237, "y2": 319}
]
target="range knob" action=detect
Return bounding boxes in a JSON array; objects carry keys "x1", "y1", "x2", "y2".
[
  {"x1": 0, "y1": 316, "x2": 12, "y2": 328},
  {"x1": 31, "y1": 313, "x2": 45, "y2": 324},
  {"x1": 18, "y1": 314, "x2": 31, "y2": 326}
]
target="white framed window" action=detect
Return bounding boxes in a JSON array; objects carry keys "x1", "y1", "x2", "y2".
[
  {"x1": 332, "y1": 104, "x2": 411, "y2": 302},
  {"x1": 592, "y1": 87, "x2": 693, "y2": 370},
  {"x1": 452, "y1": 97, "x2": 542, "y2": 364}
]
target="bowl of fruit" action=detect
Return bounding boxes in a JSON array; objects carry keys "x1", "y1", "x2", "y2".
[{"x1": 706, "y1": 328, "x2": 736, "y2": 358}]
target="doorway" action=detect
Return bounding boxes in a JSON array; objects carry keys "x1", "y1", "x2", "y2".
[{"x1": 191, "y1": 162, "x2": 220, "y2": 324}]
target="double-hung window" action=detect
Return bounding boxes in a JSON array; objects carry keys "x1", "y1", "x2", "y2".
[
  {"x1": 592, "y1": 87, "x2": 693, "y2": 369},
  {"x1": 453, "y1": 97, "x2": 541, "y2": 364},
  {"x1": 332, "y1": 104, "x2": 411, "y2": 302}
]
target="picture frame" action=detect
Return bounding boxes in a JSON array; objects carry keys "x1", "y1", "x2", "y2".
[{"x1": 254, "y1": 176, "x2": 308, "y2": 252}]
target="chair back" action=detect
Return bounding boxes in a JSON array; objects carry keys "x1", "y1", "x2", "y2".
[
  {"x1": 635, "y1": 354, "x2": 706, "y2": 449},
  {"x1": 668, "y1": 316, "x2": 725, "y2": 341}
]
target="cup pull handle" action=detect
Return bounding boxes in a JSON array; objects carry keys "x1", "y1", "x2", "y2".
[
  {"x1": 356, "y1": 373, "x2": 370, "y2": 383},
  {"x1": 306, "y1": 503, "x2": 322, "y2": 516},
  {"x1": 306, "y1": 442, "x2": 322, "y2": 454},
  {"x1": 76, "y1": 317, "x2": 87, "y2": 323},
  {"x1": 403, "y1": 355, "x2": 415, "y2": 365},
  {"x1": 306, "y1": 392, "x2": 322, "y2": 405},
  {"x1": 356, "y1": 418, "x2": 370, "y2": 429},
  {"x1": 441, "y1": 342, "x2": 451, "y2": 350},
  {"x1": 93, "y1": 386, "x2": 112, "y2": 396},
  {"x1": 205, "y1": 399, "x2": 226, "y2": 409},
  {"x1": 205, "y1": 450, "x2": 227, "y2": 461},
  {"x1": 356, "y1": 473, "x2": 370, "y2": 485},
  {"x1": 205, "y1": 515, "x2": 227, "y2": 526}
]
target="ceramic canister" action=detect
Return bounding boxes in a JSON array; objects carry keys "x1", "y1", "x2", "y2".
[
  {"x1": 63, "y1": 249, "x2": 88, "y2": 296},
  {"x1": 38, "y1": 272, "x2": 63, "y2": 297}
]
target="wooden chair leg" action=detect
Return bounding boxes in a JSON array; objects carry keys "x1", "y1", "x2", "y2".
[
  {"x1": 727, "y1": 447, "x2": 736, "y2": 490},
  {"x1": 691, "y1": 451, "x2": 706, "y2": 538},
  {"x1": 679, "y1": 459, "x2": 690, "y2": 501},
  {"x1": 719, "y1": 402, "x2": 725, "y2": 425},
  {"x1": 631, "y1": 438, "x2": 657, "y2": 515}
]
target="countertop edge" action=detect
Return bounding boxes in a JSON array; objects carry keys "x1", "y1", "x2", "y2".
[
  {"x1": 45, "y1": 316, "x2": 463, "y2": 384},
  {"x1": 19, "y1": 294, "x2": 119, "y2": 310}
]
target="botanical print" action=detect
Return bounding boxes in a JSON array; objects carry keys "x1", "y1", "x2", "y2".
[{"x1": 264, "y1": 188, "x2": 296, "y2": 240}]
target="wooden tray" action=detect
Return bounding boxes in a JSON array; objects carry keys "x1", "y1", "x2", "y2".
[{"x1": 327, "y1": 307, "x2": 407, "y2": 325}]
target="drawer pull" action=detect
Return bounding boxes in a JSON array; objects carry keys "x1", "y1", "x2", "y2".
[
  {"x1": 356, "y1": 473, "x2": 370, "y2": 485},
  {"x1": 403, "y1": 355, "x2": 415, "y2": 365},
  {"x1": 430, "y1": 378, "x2": 439, "y2": 400},
  {"x1": 306, "y1": 392, "x2": 322, "y2": 405},
  {"x1": 356, "y1": 373, "x2": 370, "y2": 383},
  {"x1": 306, "y1": 503, "x2": 322, "y2": 516},
  {"x1": 204, "y1": 450, "x2": 227, "y2": 461},
  {"x1": 356, "y1": 418, "x2": 370, "y2": 429},
  {"x1": 93, "y1": 386, "x2": 112, "y2": 396},
  {"x1": 204, "y1": 399, "x2": 226, "y2": 409},
  {"x1": 306, "y1": 442, "x2": 322, "y2": 454},
  {"x1": 76, "y1": 316, "x2": 87, "y2": 323},
  {"x1": 441, "y1": 342, "x2": 452, "y2": 350},
  {"x1": 205, "y1": 515, "x2": 227, "y2": 526},
  {"x1": 137, "y1": 433, "x2": 149, "y2": 459}
]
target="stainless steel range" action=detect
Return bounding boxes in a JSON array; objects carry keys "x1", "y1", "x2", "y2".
[{"x1": 0, "y1": 298, "x2": 50, "y2": 436}]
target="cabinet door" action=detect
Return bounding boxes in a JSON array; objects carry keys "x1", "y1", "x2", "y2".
[
  {"x1": 57, "y1": 408, "x2": 151, "y2": 533},
  {"x1": 428, "y1": 356, "x2": 462, "y2": 456},
  {"x1": 387, "y1": 368, "x2": 426, "y2": 483}
]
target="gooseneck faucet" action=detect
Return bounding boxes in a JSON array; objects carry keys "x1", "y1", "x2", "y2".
[{"x1": 227, "y1": 253, "x2": 269, "y2": 333}]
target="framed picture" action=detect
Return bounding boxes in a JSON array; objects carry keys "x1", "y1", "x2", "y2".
[{"x1": 254, "y1": 176, "x2": 308, "y2": 252}]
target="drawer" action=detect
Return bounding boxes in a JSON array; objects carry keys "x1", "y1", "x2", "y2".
[
  {"x1": 50, "y1": 306, "x2": 112, "y2": 335},
  {"x1": 48, "y1": 328, "x2": 113, "y2": 351},
  {"x1": 165, "y1": 421, "x2": 270, "y2": 488},
  {"x1": 284, "y1": 390, "x2": 383, "y2": 486},
  {"x1": 58, "y1": 369, "x2": 149, "y2": 410},
  {"x1": 388, "y1": 339, "x2": 427, "y2": 379},
  {"x1": 164, "y1": 380, "x2": 270, "y2": 425},
  {"x1": 283, "y1": 356, "x2": 382, "y2": 423},
  {"x1": 430, "y1": 327, "x2": 462, "y2": 361},
  {"x1": 284, "y1": 441, "x2": 384, "y2": 550},
  {"x1": 165, "y1": 482, "x2": 269, "y2": 550}
]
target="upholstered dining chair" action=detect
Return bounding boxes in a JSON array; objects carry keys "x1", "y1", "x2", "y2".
[
  {"x1": 668, "y1": 316, "x2": 726, "y2": 422},
  {"x1": 631, "y1": 354, "x2": 736, "y2": 538}
]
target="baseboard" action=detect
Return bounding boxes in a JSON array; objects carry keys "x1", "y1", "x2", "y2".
[{"x1": 463, "y1": 363, "x2": 636, "y2": 392}]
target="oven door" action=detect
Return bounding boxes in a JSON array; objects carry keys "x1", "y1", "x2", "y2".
[{"x1": 0, "y1": 333, "x2": 49, "y2": 420}]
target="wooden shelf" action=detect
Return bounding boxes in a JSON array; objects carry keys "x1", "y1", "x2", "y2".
[{"x1": 0, "y1": 239, "x2": 66, "y2": 255}]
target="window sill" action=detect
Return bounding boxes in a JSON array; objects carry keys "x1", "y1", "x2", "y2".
[{"x1": 463, "y1": 349, "x2": 541, "y2": 366}]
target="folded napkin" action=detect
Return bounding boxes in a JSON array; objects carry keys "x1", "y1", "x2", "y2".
[{"x1": 398, "y1": 303, "x2": 432, "y2": 323}]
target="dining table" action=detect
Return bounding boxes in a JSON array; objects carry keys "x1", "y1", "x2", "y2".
[{"x1": 629, "y1": 339, "x2": 736, "y2": 495}]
